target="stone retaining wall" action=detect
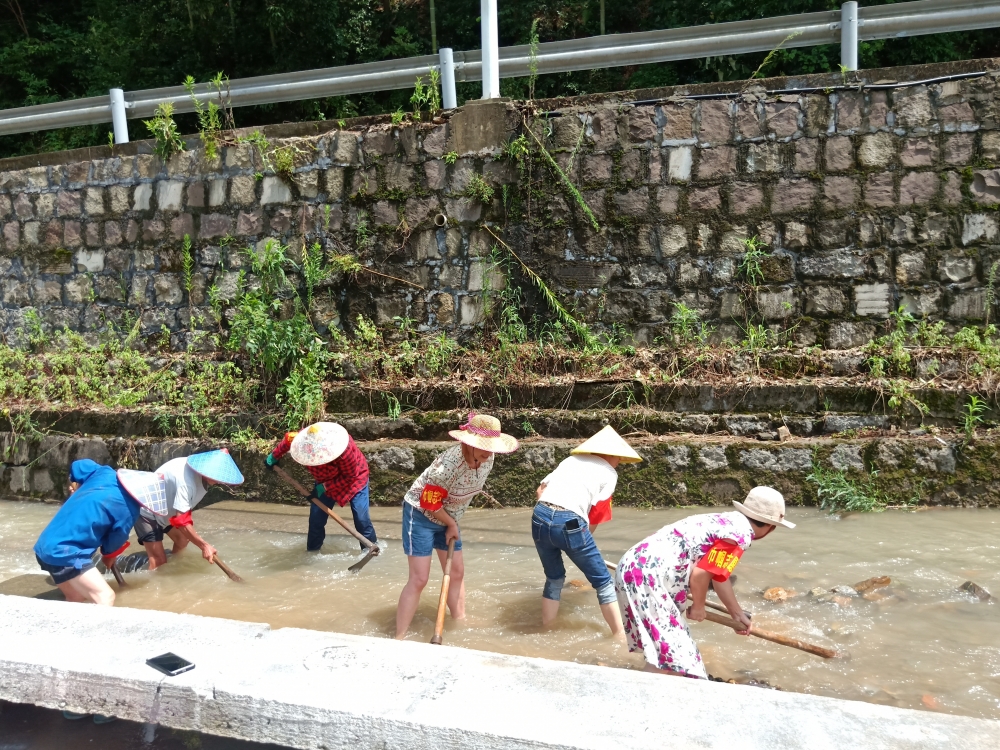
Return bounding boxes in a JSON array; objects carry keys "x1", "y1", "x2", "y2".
[
  {"x1": 3, "y1": 431, "x2": 995, "y2": 508},
  {"x1": 3, "y1": 60, "x2": 1000, "y2": 348}
]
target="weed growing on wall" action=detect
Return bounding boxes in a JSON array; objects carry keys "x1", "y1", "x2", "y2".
[
  {"x1": 806, "y1": 462, "x2": 889, "y2": 514},
  {"x1": 963, "y1": 394, "x2": 988, "y2": 442},
  {"x1": 144, "y1": 103, "x2": 184, "y2": 160}
]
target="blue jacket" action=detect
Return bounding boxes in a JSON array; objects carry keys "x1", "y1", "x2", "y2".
[{"x1": 34, "y1": 460, "x2": 140, "y2": 569}]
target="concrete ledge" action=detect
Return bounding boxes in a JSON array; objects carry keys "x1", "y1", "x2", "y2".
[{"x1": 0, "y1": 595, "x2": 996, "y2": 749}]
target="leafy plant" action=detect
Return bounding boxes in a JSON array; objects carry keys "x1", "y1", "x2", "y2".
[
  {"x1": 444, "y1": 151, "x2": 458, "y2": 165},
  {"x1": 391, "y1": 109, "x2": 406, "y2": 126},
  {"x1": 527, "y1": 18, "x2": 540, "y2": 100},
  {"x1": 963, "y1": 394, "x2": 988, "y2": 441},
  {"x1": 464, "y1": 174, "x2": 495, "y2": 204},
  {"x1": 738, "y1": 236, "x2": 769, "y2": 287},
  {"x1": 385, "y1": 393, "x2": 402, "y2": 420},
  {"x1": 806, "y1": 463, "x2": 888, "y2": 514},
  {"x1": 144, "y1": 102, "x2": 184, "y2": 160},
  {"x1": 181, "y1": 234, "x2": 194, "y2": 295},
  {"x1": 184, "y1": 74, "x2": 228, "y2": 159},
  {"x1": 886, "y1": 379, "x2": 929, "y2": 418},
  {"x1": 669, "y1": 302, "x2": 710, "y2": 346},
  {"x1": 522, "y1": 121, "x2": 600, "y2": 232},
  {"x1": 410, "y1": 69, "x2": 441, "y2": 116}
]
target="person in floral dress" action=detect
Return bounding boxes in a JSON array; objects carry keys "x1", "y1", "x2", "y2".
[{"x1": 614, "y1": 486, "x2": 794, "y2": 677}]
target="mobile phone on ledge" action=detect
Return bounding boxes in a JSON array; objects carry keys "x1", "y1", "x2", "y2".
[{"x1": 146, "y1": 653, "x2": 195, "y2": 677}]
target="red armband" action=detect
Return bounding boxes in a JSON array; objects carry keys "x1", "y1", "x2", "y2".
[
  {"x1": 102, "y1": 540, "x2": 130, "y2": 565},
  {"x1": 588, "y1": 496, "x2": 613, "y2": 526},
  {"x1": 170, "y1": 511, "x2": 194, "y2": 527},
  {"x1": 419, "y1": 484, "x2": 448, "y2": 511},
  {"x1": 271, "y1": 431, "x2": 297, "y2": 460},
  {"x1": 695, "y1": 540, "x2": 743, "y2": 582}
]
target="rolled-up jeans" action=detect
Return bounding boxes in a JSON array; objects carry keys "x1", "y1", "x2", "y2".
[{"x1": 531, "y1": 503, "x2": 616, "y2": 605}]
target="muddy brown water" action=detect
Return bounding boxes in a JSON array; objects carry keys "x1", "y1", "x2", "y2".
[{"x1": 1, "y1": 500, "x2": 999, "y2": 721}]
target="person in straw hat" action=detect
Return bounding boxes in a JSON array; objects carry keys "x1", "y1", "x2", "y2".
[
  {"x1": 395, "y1": 412, "x2": 518, "y2": 639},
  {"x1": 614, "y1": 486, "x2": 794, "y2": 678},
  {"x1": 34, "y1": 459, "x2": 170, "y2": 606},
  {"x1": 134, "y1": 449, "x2": 245, "y2": 569},
  {"x1": 266, "y1": 422, "x2": 378, "y2": 551},
  {"x1": 531, "y1": 425, "x2": 642, "y2": 636}
]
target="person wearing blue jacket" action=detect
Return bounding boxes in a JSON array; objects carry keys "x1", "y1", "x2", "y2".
[{"x1": 33, "y1": 459, "x2": 157, "y2": 606}]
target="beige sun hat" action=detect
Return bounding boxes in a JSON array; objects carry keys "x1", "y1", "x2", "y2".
[
  {"x1": 448, "y1": 413, "x2": 519, "y2": 454},
  {"x1": 570, "y1": 425, "x2": 643, "y2": 464},
  {"x1": 733, "y1": 486, "x2": 795, "y2": 528},
  {"x1": 290, "y1": 422, "x2": 350, "y2": 466}
]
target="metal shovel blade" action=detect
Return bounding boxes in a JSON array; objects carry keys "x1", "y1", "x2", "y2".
[{"x1": 348, "y1": 546, "x2": 379, "y2": 573}]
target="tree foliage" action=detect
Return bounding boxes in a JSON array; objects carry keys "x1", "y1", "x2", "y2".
[{"x1": 1, "y1": 0, "x2": 997, "y2": 158}]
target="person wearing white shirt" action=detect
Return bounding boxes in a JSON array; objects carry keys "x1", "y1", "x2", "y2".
[{"x1": 531, "y1": 426, "x2": 642, "y2": 636}]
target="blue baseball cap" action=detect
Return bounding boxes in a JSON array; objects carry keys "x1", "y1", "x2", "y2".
[{"x1": 186, "y1": 449, "x2": 244, "y2": 485}]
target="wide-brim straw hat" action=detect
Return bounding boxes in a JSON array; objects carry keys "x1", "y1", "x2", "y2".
[
  {"x1": 117, "y1": 469, "x2": 170, "y2": 516},
  {"x1": 290, "y1": 422, "x2": 350, "y2": 466},
  {"x1": 733, "y1": 486, "x2": 795, "y2": 528},
  {"x1": 448, "y1": 413, "x2": 519, "y2": 454},
  {"x1": 570, "y1": 425, "x2": 643, "y2": 464},
  {"x1": 187, "y1": 449, "x2": 245, "y2": 484}
]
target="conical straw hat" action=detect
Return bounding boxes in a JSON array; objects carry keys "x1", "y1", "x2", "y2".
[
  {"x1": 570, "y1": 425, "x2": 642, "y2": 464},
  {"x1": 187, "y1": 449, "x2": 244, "y2": 484},
  {"x1": 448, "y1": 413, "x2": 519, "y2": 454},
  {"x1": 117, "y1": 469, "x2": 169, "y2": 516},
  {"x1": 290, "y1": 422, "x2": 350, "y2": 466}
]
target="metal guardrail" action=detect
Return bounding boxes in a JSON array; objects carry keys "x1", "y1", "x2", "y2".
[{"x1": 0, "y1": 0, "x2": 998, "y2": 141}]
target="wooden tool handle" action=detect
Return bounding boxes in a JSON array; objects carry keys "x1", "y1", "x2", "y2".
[
  {"x1": 431, "y1": 539, "x2": 456, "y2": 645},
  {"x1": 272, "y1": 466, "x2": 377, "y2": 552},
  {"x1": 211, "y1": 554, "x2": 244, "y2": 583},
  {"x1": 701, "y1": 611, "x2": 841, "y2": 659},
  {"x1": 109, "y1": 560, "x2": 126, "y2": 587}
]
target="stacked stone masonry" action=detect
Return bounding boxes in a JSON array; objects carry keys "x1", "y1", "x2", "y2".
[{"x1": 3, "y1": 62, "x2": 1000, "y2": 348}]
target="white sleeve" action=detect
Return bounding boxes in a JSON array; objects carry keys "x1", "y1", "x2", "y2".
[{"x1": 170, "y1": 470, "x2": 198, "y2": 515}]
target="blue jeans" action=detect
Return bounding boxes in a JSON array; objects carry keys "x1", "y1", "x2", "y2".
[
  {"x1": 307, "y1": 482, "x2": 377, "y2": 551},
  {"x1": 531, "y1": 504, "x2": 616, "y2": 605}
]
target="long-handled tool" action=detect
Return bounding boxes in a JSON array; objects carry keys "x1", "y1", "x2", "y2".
[
  {"x1": 272, "y1": 465, "x2": 380, "y2": 572},
  {"x1": 606, "y1": 559, "x2": 844, "y2": 659},
  {"x1": 211, "y1": 554, "x2": 244, "y2": 582},
  {"x1": 109, "y1": 560, "x2": 127, "y2": 587},
  {"x1": 430, "y1": 539, "x2": 456, "y2": 645}
]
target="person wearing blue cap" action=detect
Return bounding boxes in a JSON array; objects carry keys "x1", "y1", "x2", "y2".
[
  {"x1": 34, "y1": 459, "x2": 162, "y2": 605},
  {"x1": 133, "y1": 449, "x2": 244, "y2": 569}
]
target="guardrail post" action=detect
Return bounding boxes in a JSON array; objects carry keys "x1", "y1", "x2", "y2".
[
  {"x1": 439, "y1": 48, "x2": 458, "y2": 110},
  {"x1": 840, "y1": 1, "x2": 858, "y2": 72},
  {"x1": 480, "y1": 0, "x2": 500, "y2": 98},
  {"x1": 109, "y1": 88, "x2": 129, "y2": 145}
]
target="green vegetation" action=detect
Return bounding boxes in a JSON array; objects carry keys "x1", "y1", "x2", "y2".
[
  {"x1": 143, "y1": 103, "x2": 184, "y2": 160},
  {"x1": 2, "y1": 1, "x2": 993, "y2": 158},
  {"x1": 963, "y1": 394, "x2": 988, "y2": 442},
  {"x1": 806, "y1": 463, "x2": 890, "y2": 514}
]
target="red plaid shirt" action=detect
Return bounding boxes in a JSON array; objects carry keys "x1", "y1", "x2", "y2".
[{"x1": 271, "y1": 432, "x2": 369, "y2": 507}]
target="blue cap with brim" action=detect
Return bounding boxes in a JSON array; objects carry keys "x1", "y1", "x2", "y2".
[
  {"x1": 117, "y1": 469, "x2": 170, "y2": 516},
  {"x1": 187, "y1": 449, "x2": 244, "y2": 485}
]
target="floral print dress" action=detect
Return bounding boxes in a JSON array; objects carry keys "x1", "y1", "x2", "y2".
[{"x1": 614, "y1": 511, "x2": 753, "y2": 678}]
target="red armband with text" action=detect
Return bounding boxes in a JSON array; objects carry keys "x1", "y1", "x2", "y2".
[
  {"x1": 419, "y1": 484, "x2": 448, "y2": 511},
  {"x1": 170, "y1": 511, "x2": 194, "y2": 528},
  {"x1": 588, "y1": 496, "x2": 613, "y2": 526},
  {"x1": 695, "y1": 540, "x2": 743, "y2": 582}
]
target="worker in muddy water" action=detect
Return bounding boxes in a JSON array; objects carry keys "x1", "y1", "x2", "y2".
[
  {"x1": 614, "y1": 486, "x2": 794, "y2": 678},
  {"x1": 265, "y1": 422, "x2": 378, "y2": 552},
  {"x1": 135, "y1": 450, "x2": 245, "y2": 569},
  {"x1": 33, "y1": 459, "x2": 169, "y2": 605},
  {"x1": 531, "y1": 425, "x2": 642, "y2": 637},
  {"x1": 395, "y1": 413, "x2": 519, "y2": 639}
]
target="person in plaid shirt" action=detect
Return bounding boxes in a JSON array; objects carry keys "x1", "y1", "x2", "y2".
[{"x1": 266, "y1": 422, "x2": 378, "y2": 551}]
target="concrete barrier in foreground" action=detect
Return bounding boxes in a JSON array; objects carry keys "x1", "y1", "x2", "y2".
[{"x1": 0, "y1": 595, "x2": 996, "y2": 749}]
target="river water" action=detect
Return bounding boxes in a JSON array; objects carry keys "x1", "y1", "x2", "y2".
[{"x1": 2, "y1": 500, "x2": 998, "y2": 721}]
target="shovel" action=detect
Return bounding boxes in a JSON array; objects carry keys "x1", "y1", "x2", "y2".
[
  {"x1": 272, "y1": 465, "x2": 380, "y2": 572},
  {"x1": 430, "y1": 539, "x2": 456, "y2": 645}
]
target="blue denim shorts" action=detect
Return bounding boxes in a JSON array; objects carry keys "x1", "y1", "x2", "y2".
[
  {"x1": 402, "y1": 502, "x2": 462, "y2": 557},
  {"x1": 531, "y1": 504, "x2": 616, "y2": 604},
  {"x1": 36, "y1": 554, "x2": 93, "y2": 585}
]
